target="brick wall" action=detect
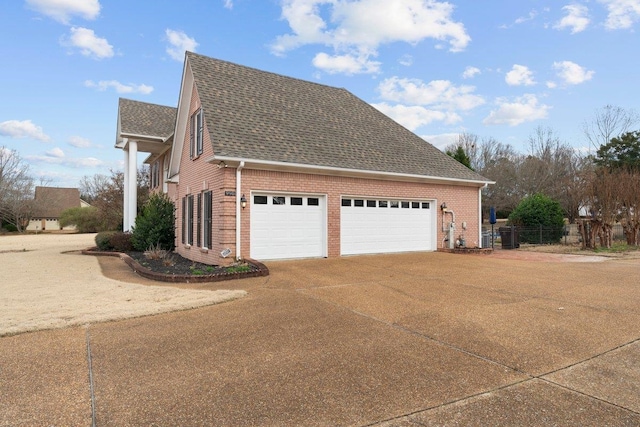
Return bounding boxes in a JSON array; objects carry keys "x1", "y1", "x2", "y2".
[{"x1": 173, "y1": 84, "x2": 482, "y2": 265}]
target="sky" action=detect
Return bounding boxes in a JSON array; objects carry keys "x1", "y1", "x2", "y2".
[{"x1": 1, "y1": 0, "x2": 639, "y2": 188}]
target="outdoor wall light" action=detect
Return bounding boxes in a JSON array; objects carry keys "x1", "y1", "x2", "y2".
[
  {"x1": 440, "y1": 202, "x2": 447, "y2": 211},
  {"x1": 240, "y1": 194, "x2": 247, "y2": 209}
]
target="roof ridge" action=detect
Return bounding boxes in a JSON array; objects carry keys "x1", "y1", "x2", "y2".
[
  {"x1": 186, "y1": 51, "x2": 350, "y2": 94},
  {"x1": 119, "y1": 97, "x2": 176, "y2": 110}
]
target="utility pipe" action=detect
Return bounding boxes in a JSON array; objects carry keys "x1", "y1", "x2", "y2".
[{"x1": 235, "y1": 161, "x2": 245, "y2": 260}]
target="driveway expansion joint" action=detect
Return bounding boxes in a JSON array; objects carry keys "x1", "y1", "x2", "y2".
[{"x1": 86, "y1": 327, "x2": 97, "y2": 427}]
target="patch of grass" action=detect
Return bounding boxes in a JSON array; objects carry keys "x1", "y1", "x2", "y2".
[
  {"x1": 593, "y1": 242, "x2": 638, "y2": 253},
  {"x1": 225, "y1": 264, "x2": 252, "y2": 273}
]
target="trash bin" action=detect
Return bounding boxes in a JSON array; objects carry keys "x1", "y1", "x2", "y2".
[{"x1": 499, "y1": 226, "x2": 520, "y2": 249}]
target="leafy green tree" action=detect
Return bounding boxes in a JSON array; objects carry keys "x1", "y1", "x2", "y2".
[
  {"x1": 594, "y1": 130, "x2": 640, "y2": 171},
  {"x1": 59, "y1": 206, "x2": 101, "y2": 233},
  {"x1": 508, "y1": 193, "x2": 565, "y2": 243},
  {"x1": 446, "y1": 145, "x2": 474, "y2": 170},
  {"x1": 131, "y1": 193, "x2": 175, "y2": 251}
]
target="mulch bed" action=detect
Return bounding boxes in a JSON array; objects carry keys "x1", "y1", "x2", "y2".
[{"x1": 83, "y1": 248, "x2": 269, "y2": 283}]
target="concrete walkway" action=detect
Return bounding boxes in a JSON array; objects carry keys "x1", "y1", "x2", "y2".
[{"x1": 1, "y1": 236, "x2": 639, "y2": 426}]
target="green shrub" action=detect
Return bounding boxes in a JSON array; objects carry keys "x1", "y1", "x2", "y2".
[
  {"x1": 60, "y1": 206, "x2": 101, "y2": 233},
  {"x1": 131, "y1": 193, "x2": 176, "y2": 252},
  {"x1": 1, "y1": 222, "x2": 18, "y2": 232},
  {"x1": 508, "y1": 193, "x2": 565, "y2": 244},
  {"x1": 95, "y1": 231, "x2": 117, "y2": 250},
  {"x1": 109, "y1": 232, "x2": 134, "y2": 252}
]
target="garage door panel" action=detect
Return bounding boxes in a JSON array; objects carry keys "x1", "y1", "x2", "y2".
[
  {"x1": 250, "y1": 194, "x2": 325, "y2": 260},
  {"x1": 341, "y1": 198, "x2": 433, "y2": 255}
]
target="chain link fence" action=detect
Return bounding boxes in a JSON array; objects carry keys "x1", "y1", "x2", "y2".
[{"x1": 482, "y1": 224, "x2": 626, "y2": 248}]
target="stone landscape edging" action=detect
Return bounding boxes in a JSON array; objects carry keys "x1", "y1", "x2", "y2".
[{"x1": 82, "y1": 247, "x2": 269, "y2": 283}]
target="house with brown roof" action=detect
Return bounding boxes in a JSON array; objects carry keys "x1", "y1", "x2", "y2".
[
  {"x1": 27, "y1": 187, "x2": 88, "y2": 231},
  {"x1": 116, "y1": 52, "x2": 492, "y2": 264}
]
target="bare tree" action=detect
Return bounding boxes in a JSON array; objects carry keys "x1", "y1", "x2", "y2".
[
  {"x1": 80, "y1": 167, "x2": 150, "y2": 231},
  {"x1": 583, "y1": 105, "x2": 639, "y2": 153},
  {"x1": 618, "y1": 169, "x2": 640, "y2": 245},
  {"x1": 0, "y1": 147, "x2": 35, "y2": 232}
]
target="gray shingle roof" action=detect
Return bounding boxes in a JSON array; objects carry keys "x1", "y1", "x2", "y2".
[
  {"x1": 187, "y1": 52, "x2": 489, "y2": 183},
  {"x1": 118, "y1": 98, "x2": 176, "y2": 139},
  {"x1": 33, "y1": 187, "x2": 81, "y2": 218}
]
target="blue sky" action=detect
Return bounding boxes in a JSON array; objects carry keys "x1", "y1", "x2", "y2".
[{"x1": 1, "y1": 0, "x2": 639, "y2": 188}]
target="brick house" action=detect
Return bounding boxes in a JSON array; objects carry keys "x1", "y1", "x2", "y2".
[{"x1": 116, "y1": 52, "x2": 492, "y2": 264}]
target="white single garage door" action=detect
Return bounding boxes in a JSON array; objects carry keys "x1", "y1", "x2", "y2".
[
  {"x1": 250, "y1": 193, "x2": 326, "y2": 260},
  {"x1": 341, "y1": 198, "x2": 434, "y2": 255}
]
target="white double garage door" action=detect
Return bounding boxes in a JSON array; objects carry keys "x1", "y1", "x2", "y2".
[{"x1": 250, "y1": 193, "x2": 435, "y2": 261}]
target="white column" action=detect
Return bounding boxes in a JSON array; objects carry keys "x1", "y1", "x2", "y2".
[
  {"x1": 123, "y1": 143, "x2": 130, "y2": 232},
  {"x1": 127, "y1": 140, "x2": 138, "y2": 232}
]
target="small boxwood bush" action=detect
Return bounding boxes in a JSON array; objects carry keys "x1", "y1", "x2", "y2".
[
  {"x1": 109, "y1": 232, "x2": 134, "y2": 252},
  {"x1": 95, "y1": 231, "x2": 117, "y2": 251}
]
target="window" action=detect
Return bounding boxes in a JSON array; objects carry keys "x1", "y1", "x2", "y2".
[
  {"x1": 401, "y1": 201, "x2": 410, "y2": 208},
  {"x1": 190, "y1": 109, "x2": 203, "y2": 159},
  {"x1": 150, "y1": 161, "x2": 160, "y2": 189},
  {"x1": 412, "y1": 202, "x2": 420, "y2": 209},
  {"x1": 203, "y1": 191, "x2": 212, "y2": 249},
  {"x1": 354, "y1": 199, "x2": 364, "y2": 207},
  {"x1": 291, "y1": 197, "x2": 303, "y2": 206},
  {"x1": 308, "y1": 197, "x2": 319, "y2": 206},
  {"x1": 273, "y1": 196, "x2": 286, "y2": 205},
  {"x1": 254, "y1": 195, "x2": 268, "y2": 204},
  {"x1": 187, "y1": 195, "x2": 194, "y2": 245},
  {"x1": 367, "y1": 200, "x2": 376, "y2": 207},
  {"x1": 342, "y1": 199, "x2": 352, "y2": 207},
  {"x1": 422, "y1": 202, "x2": 430, "y2": 209},
  {"x1": 181, "y1": 197, "x2": 186, "y2": 244},
  {"x1": 390, "y1": 201, "x2": 399, "y2": 208},
  {"x1": 378, "y1": 200, "x2": 388, "y2": 208},
  {"x1": 196, "y1": 193, "x2": 202, "y2": 248}
]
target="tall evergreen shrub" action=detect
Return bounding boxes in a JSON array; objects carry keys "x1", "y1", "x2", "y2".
[{"x1": 131, "y1": 193, "x2": 176, "y2": 251}]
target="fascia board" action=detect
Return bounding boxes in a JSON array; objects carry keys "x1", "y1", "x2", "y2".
[{"x1": 209, "y1": 155, "x2": 495, "y2": 187}]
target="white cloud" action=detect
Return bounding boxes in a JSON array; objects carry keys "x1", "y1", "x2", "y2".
[
  {"x1": 0, "y1": 119, "x2": 51, "y2": 142},
  {"x1": 483, "y1": 94, "x2": 551, "y2": 126},
  {"x1": 377, "y1": 77, "x2": 485, "y2": 111},
  {"x1": 422, "y1": 133, "x2": 459, "y2": 149},
  {"x1": 165, "y1": 29, "x2": 198, "y2": 61},
  {"x1": 271, "y1": 0, "x2": 470, "y2": 74},
  {"x1": 371, "y1": 102, "x2": 461, "y2": 131},
  {"x1": 26, "y1": 154, "x2": 103, "y2": 168},
  {"x1": 554, "y1": 4, "x2": 590, "y2": 33},
  {"x1": 26, "y1": 0, "x2": 100, "y2": 24},
  {"x1": 462, "y1": 66, "x2": 481, "y2": 79},
  {"x1": 84, "y1": 80, "x2": 154, "y2": 94},
  {"x1": 63, "y1": 27, "x2": 113, "y2": 59},
  {"x1": 599, "y1": 0, "x2": 640, "y2": 29},
  {"x1": 552, "y1": 60, "x2": 595, "y2": 85},
  {"x1": 312, "y1": 52, "x2": 380, "y2": 74},
  {"x1": 223, "y1": 0, "x2": 233, "y2": 9},
  {"x1": 46, "y1": 147, "x2": 65, "y2": 158},
  {"x1": 505, "y1": 64, "x2": 536, "y2": 86},
  {"x1": 68, "y1": 136, "x2": 92, "y2": 148},
  {"x1": 399, "y1": 54, "x2": 413, "y2": 67}
]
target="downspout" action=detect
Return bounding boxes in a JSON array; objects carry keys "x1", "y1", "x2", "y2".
[
  {"x1": 479, "y1": 183, "x2": 488, "y2": 248},
  {"x1": 235, "y1": 161, "x2": 245, "y2": 260}
]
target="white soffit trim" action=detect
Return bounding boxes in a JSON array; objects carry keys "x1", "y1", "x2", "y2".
[
  {"x1": 209, "y1": 156, "x2": 494, "y2": 187},
  {"x1": 168, "y1": 59, "x2": 194, "y2": 179}
]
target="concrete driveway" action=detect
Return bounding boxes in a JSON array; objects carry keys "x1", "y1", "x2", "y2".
[{"x1": 1, "y1": 243, "x2": 640, "y2": 426}]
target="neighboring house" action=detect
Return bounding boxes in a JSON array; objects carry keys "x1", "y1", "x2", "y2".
[
  {"x1": 116, "y1": 52, "x2": 492, "y2": 264},
  {"x1": 27, "y1": 187, "x2": 88, "y2": 231}
]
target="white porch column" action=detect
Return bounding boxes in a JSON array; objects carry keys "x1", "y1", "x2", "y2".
[
  {"x1": 126, "y1": 140, "x2": 138, "y2": 232},
  {"x1": 123, "y1": 144, "x2": 130, "y2": 231}
]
